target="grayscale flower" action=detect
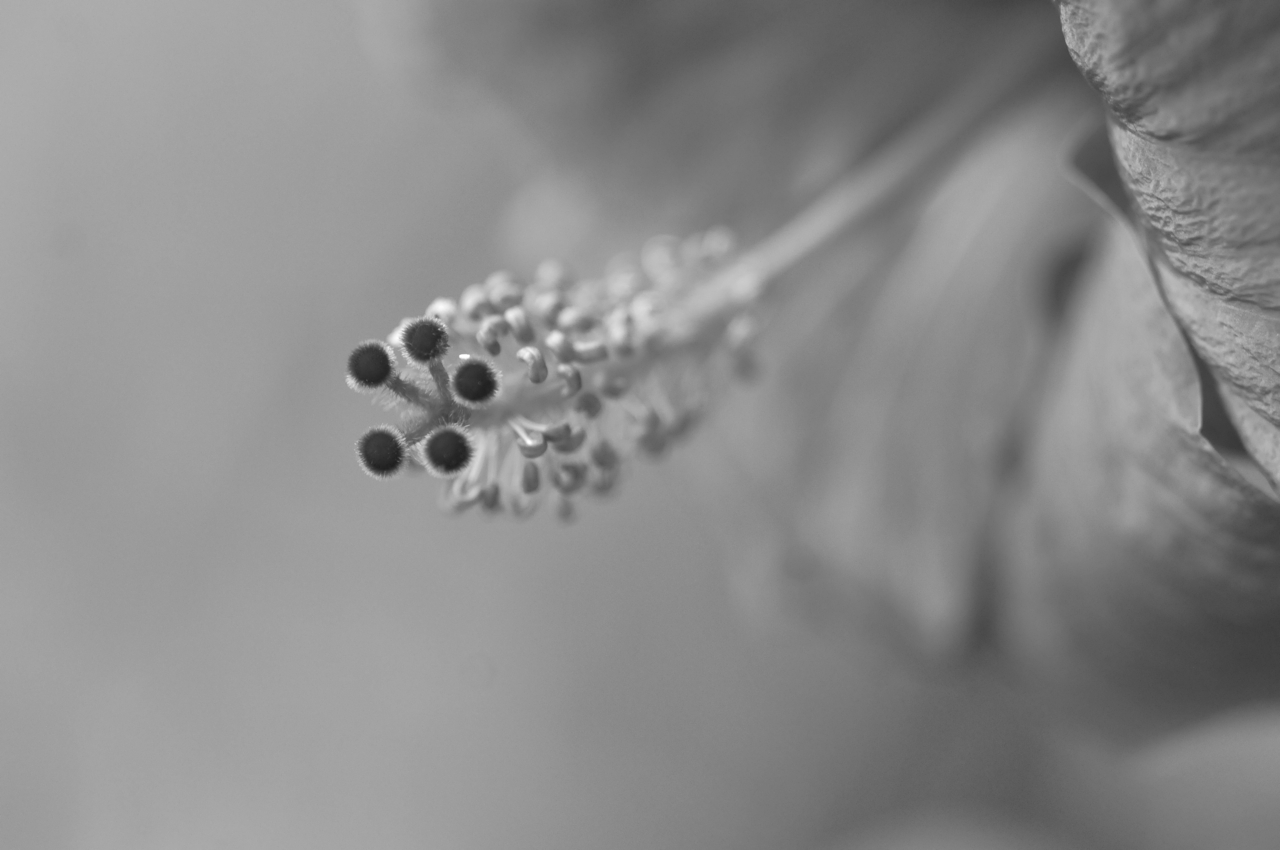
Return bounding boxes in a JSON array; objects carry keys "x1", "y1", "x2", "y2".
[{"x1": 352, "y1": 0, "x2": 1280, "y2": 741}]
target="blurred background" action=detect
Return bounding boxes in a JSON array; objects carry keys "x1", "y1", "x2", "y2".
[{"x1": 6, "y1": 1, "x2": 1280, "y2": 848}]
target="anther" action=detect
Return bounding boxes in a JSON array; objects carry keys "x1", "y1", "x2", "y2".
[
  {"x1": 551, "y1": 427, "x2": 587, "y2": 454},
  {"x1": 552, "y1": 462, "x2": 588, "y2": 494},
  {"x1": 521, "y1": 461, "x2": 541, "y2": 494},
  {"x1": 504, "y1": 307, "x2": 535, "y2": 344},
  {"x1": 511, "y1": 420, "x2": 549, "y2": 458},
  {"x1": 459, "y1": 283, "x2": 492, "y2": 320},
  {"x1": 357, "y1": 427, "x2": 406, "y2": 478},
  {"x1": 421, "y1": 425, "x2": 475, "y2": 478},
  {"x1": 598, "y1": 373, "x2": 631, "y2": 398},
  {"x1": 725, "y1": 313, "x2": 760, "y2": 380},
  {"x1": 543, "y1": 330, "x2": 575, "y2": 362},
  {"x1": 451, "y1": 357, "x2": 501, "y2": 408},
  {"x1": 593, "y1": 467, "x2": 619, "y2": 496},
  {"x1": 517, "y1": 434, "x2": 547, "y2": 458},
  {"x1": 571, "y1": 338, "x2": 608, "y2": 363},
  {"x1": 557, "y1": 364, "x2": 582, "y2": 398},
  {"x1": 590, "y1": 441, "x2": 619, "y2": 470},
  {"x1": 485, "y1": 271, "x2": 523, "y2": 310},
  {"x1": 603, "y1": 309, "x2": 635, "y2": 358},
  {"x1": 641, "y1": 235, "x2": 680, "y2": 286},
  {"x1": 557, "y1": 497, "x2": 575, "y2": 523},
  {"x1": 479, "y1": 484, "x2": 502, "y2": 513},
  {"x1": 637, "y1": 409, "x2": 667, "y2": 456},
  {"x1": 680, "y1": 234, "x2": 706, "y2": 267},
  {"x1": 541, "y1": 422, "x2": 572, "y2": 444},
  {"x1": 425, "y1": 297, "x2": 458, "y2": 325},
  {"x1": 700, "y1": 226, "x2": 736, "y2": 260},
  {"x1": 510, "y1": 497, "x2": 537, "y2": 519},
  {"x1": 574, "y1": 392, "x2": 602, "y2": 419},
  {"x1": 346, "y1": 340, "x2": 394, "y2": 391},
  {"x1": 535, "y1": 259, "x2": 571, "y2": 290},
  {"x1": 441, "y1": 484, "x2": 484, "y2": 514},
  {"x1": 476, "y1": 315, "x2": 510, "y2": 356},
  {"x1": 527, "y1": 291, "x2": 565, "y2": 326},
  {"x1": 605, "y1": 263, "x2": 643, "y2": 301},
  {"x1": 516, "y1": 346, "x2": 548, "y2": 383},
  {"x1": 639, "y1": 430, "x2": 667, "y2": 456},
  {"x1": 397, "y1": 317, "x2": 450, "y2": 363},
  {"x1": 666, "y1": 410, "x2": 698, "y2": 440},
  {"x1": 556, "y1": 306, "x2": 595, "y2": 332},
  {"x1": 638, "y1": 407, "x2": 662, "y2": 434}
]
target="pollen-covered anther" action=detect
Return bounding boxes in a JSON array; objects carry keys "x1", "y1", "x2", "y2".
[
  {"x1": 485, "y1": 271, "x2": 523, "y2": 310},
  {"x1": 639, "y1": 430, "x2": 667, "y2": 456},
  {"x1": 451, "y1": 357, "x2": 501, "y2": 408},
  {"x1": 571, "y1": 338, "x2": 608, "y2": 363},
  {"x1": 638, "y1": 411, "x2": 668, "y2": 456},
  {"x1": 603, "y1": 309, "x2": 635, "y2": 358},
  {"x1": 516, "y1": 346, "x2": 548, "y2": 384},
  {"x1": 504, "y1": 307, "x2": 535, "y2": 344},
  {"x1": 476, "y1": 315, "x2": 510, "y2": 356},
  {"x1": 527, "y1": 291, "x2": 565, "y2": 326},
  {"x1": 479, "y1": 484, "x2": 502, "y2": 513},
  {"x1": 346, "y1": 340, "x2": 395, "y2": 391},
  {"x1": 598, "y1": 373, "x2": 631, "y2": 398},
  {"x1": 521, "y1": 461, "x2": 541, "y2": 494},
  {"x1": 552, "y1": 462, "x2": 588, "y2": 495},
  {"x1": 535, "y1": 259, "x2": 571, "y2": 290},
  {"x1": 511, "y1": 419, "x2": 549, "y2": 458},
  {"x1": 574, "y1": 392, "x2": 603, "y2": 419},
  {"x1": 551, "y1": 426, "x2": 587, "y2": 454},
  {"x1": 641, "y1": 235, "x2": 681, "y2": 286},
  {"x1": 425, "y1": 297, "x2": 458, "y2": 326},
  {"x1": 557, "y1": 364, "x2": 582, "y2": 398},
  {"x1": 421, "y1": 424, "x2": 475, "y2": 478},
  {"x1": 543, "y1": 330, "x2": 575, "y2": 362},
  {"x1": 556, "y1": 306, "x2": 595, "y2": 333},
  {"x1": 666, "y1": 410, "x2": 698, "y2": 440},
  {"x1": 459, "y1": 283, "x2": 492, "y2": 320},
  {"x1": 540, "y1": 422, "x2": 570, "y2": 440},
  {"x1": 517, "y1": 432, "x2": 547, "y2": 458},
  {"x1": 356, "y1": 427, "x2": 407, "y2": 478},
  {"x1": 593, "y1": 467, "x2": 619, "y2": 496},
  {"x1": 396, "y1": 317, "x2": 450, "y2": 363},
  {"x1": 725, "y1": 314, "x2": 761, "y2": 380},
  {"x1": 590, "y1": 440, "x2": 619, "y2": 470},
  {"x1": 700, "y1": 226, "x2": 736, "y2": 260}
]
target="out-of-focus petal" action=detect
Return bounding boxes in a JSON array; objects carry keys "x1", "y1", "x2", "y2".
[
  {"x1": 995, "y1": 0, "x2": 1280, "y2": 738},
  {"x1": 700, "y1": 84, "x2": 1101, "y2": 659},
  {"x1": 1059, "y1": 0, "x2": 1280, "y2": 481}
]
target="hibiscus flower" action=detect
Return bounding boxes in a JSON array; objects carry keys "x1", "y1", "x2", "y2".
[{"x1": 351, "y1": 0, "x2": 1280, "y2": 749}]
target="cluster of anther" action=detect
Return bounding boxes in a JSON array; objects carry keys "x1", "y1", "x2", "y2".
[{"x1": 347, "y1": 228, "x2": 759, "y2": 520}]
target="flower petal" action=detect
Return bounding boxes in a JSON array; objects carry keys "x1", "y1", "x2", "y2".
[{"x1": 995, "y1": 0, "x2": 1280, "y2": 738}]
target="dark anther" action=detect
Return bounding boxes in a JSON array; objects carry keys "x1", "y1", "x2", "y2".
[
  {"x1": 357, "y1": 428, "x2": 405, "y2": 478},
  {"x1": 399, "y1": 317, "x2": 450, "y2": 363}
]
